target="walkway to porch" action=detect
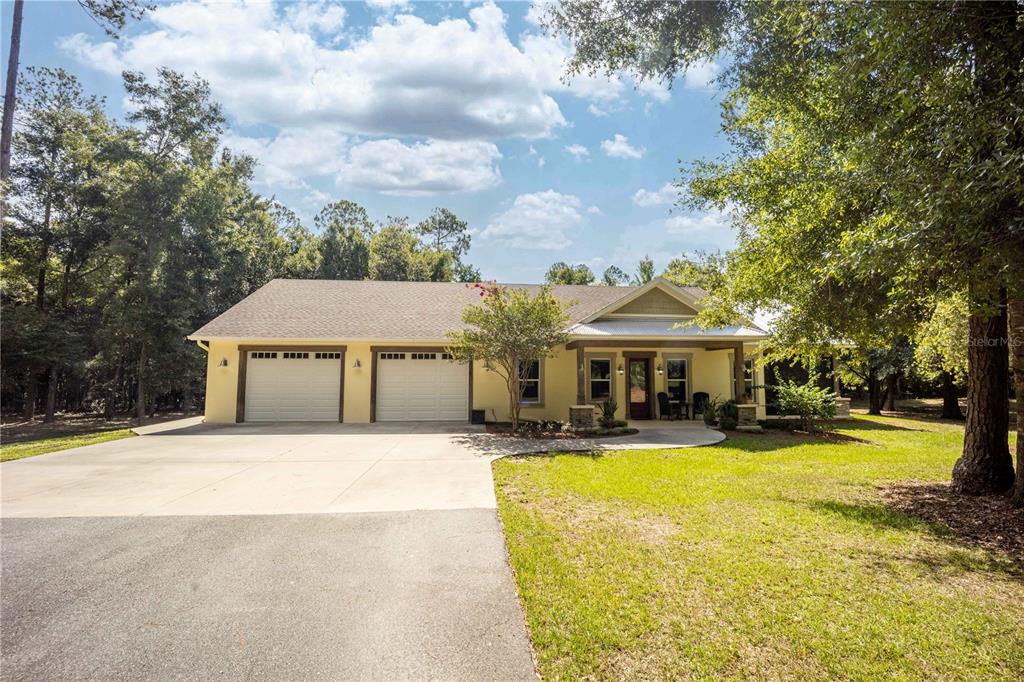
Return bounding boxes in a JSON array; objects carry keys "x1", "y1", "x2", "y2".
[{"x1": 454, "y1": 419, "x2": 726, "y2": 458}]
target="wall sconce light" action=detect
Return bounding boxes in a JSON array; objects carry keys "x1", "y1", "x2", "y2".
[
  {"x1": 657, "y1": 363, "x2": 664, "y2": 375},
  {"x1": 352, "y1": 359, "x2": 362, "y2": 369},
  {"x1": 617, "y1": 363, "x2": 624, "y2": 376},
  {"x1": 218, "y1": 358, "x2": 229, "y2": 368}
]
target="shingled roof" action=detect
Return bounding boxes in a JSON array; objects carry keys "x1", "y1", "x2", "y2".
[{"x1": 188, "y1": 279, "x2": 690, "y2": 341}]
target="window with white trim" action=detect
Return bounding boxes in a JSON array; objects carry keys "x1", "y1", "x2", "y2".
[
  {"x1": 519, "y1": 359, "x2": 541, "y2": 403},
  {"x1": 588, "y1": 358, "x2": 612, "y2": 400},
  {"x1": 666, "y1": 358, "x2": 688, "y2": 402},
  {"x1": 733, "y1": 359, "x2": 756, "y2": 399}
]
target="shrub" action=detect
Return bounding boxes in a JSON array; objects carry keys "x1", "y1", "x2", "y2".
[
  {"x1": 598, "y1": 399, "x2": 618, "y2": 429},
  {"x1": 716, "y1": 399, "x2": 739, "y2": 430},
  {"x1": 703, "y1": 396, "x2": 721, "y2": 426},
  {"x1": 772, "y1": 377, "x2": 837, "y2": 431}
]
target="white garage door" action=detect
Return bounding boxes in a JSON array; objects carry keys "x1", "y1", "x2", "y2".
[
  {"x1": 376, "y1": 352, "x2": 468, "y2": 421},
  {"x1": 245, "y1": 351, "x2": 341, "y2": 421}
]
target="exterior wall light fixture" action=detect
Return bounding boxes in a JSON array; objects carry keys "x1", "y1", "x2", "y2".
[
  {"x1": 617, "y1": 363, "x2": 624, "y2": 375},
  {"x1": 352, "y1": 359, "x2": 362, "y2": 369},
  {"x1": 218, "y1": 358, "x2": 229, "y2": 368}
]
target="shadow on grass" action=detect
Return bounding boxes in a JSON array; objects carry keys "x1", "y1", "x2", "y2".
[
  {"x1": 807, "y1": 496, "x2": 1023, "y2": 578},
  {"x1": 721, "y1": 429, "x2": 873, "y2": 453}
]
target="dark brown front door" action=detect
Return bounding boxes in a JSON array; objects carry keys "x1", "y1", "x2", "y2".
[{"x1": 628, "y1": 358, "x2": 652, "y2": 419}]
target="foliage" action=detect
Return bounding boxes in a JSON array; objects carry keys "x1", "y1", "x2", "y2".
[
  {"x1": 702, "y1": 396, "x2": 721, "y2": 426},
  {"x1": 601, "y1": 265, "x2": 628, "y2": 286},
  {"x1": 914, "y1": 292, "x2": 969, "y2": 382},
  {"x1": 494, "y1": 415, "x2": 1021, "y2": 680},
  {"x1": 663, "y1": 251, "x2": 729, "y2": 292},
  {"x1": 716, "y1": 399, "x2": 739, "y2": 430},
  {"x1": 772, "y1": 376, "x2": 837, "y2": 432},
  {"x1": 632, "y1": 254, "x2": 654, "y2": 285},
  {"x1": 545, "y1": 261, "x2": 595, "y2": 285},
  {"x1": 447, "y1": 283, "x2": 570, "y2": 431},
  {"x1": 598, "y1": 398, "x2": 618, "y2": 429}
]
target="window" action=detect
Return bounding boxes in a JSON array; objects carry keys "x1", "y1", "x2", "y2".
[
  {"x1": 380, "y1": 352, "x2": 405, "y2": 360},
  {"x1": 733, "y1": 359, "x2": 756, "y2": 399},
  {"x1": 589, "y1": 358, "x2": 611, "y2": 400},
  {"x1": 315, "y1": 352, "x2": 340, "y2": 360},
  {"x1": 282, "y1": 352, "x2": 309, "y2": 359},
  {"x1": 411, "y1": 352, "x2": 437, "y2": 360},
  {"x1": 666, "y1": 358, "x2": 688, "y2": 402},
  {"x1": 519, "y1": 359, "x2": 541, "y2": 403},
  {"x1": 251, "y1": 351, "x2": 277, "y2": 359}
]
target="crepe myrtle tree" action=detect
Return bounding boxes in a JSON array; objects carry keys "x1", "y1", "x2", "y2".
[{"x1": 447, "y1": 282, "x2": 570, "y2": 432}]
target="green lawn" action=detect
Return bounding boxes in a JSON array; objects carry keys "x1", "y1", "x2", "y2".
[
  {"x1": 494, "y1": 415, "x2": 1023, "y2": 681},
  {"x1": 0, "y1": 429, "x2": 135, "y2": 462}
]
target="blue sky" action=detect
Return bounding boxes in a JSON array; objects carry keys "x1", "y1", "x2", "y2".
[{"x1": 6, "y1": 0, "x2": 737, "y2": 283}]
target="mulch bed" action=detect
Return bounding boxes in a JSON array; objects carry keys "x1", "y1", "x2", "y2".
[
  {"x1": 879, "y1": 481, "x2": 1024, "y2": 559},
  {"x1": 485, "y1": 423, "x2": 639, "y2": 440}
]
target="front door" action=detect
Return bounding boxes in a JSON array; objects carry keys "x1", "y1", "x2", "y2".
[{"x1": 628, "y1": 358, "x2": 651, "y2": 419}]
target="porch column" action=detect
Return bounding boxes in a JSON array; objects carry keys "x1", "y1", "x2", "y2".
[
  {"x1": 734, "y1": 343, "x2": 745, "y2": 402},
  {"x1": 576, "y1": 345, "x2": 585, "y2": 404}
]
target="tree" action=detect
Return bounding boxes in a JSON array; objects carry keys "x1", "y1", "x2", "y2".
[
  {"x1": 601, "y1": 265, "x2": 628, "y2": 286},
  {"x1": 2, "y1": 0, "x2": 150, "y2": 195},
  {"x1": 632, "y1": 255, "x2": 654, "y2": 285},
  {"x1": 447, "y1": 283, "x2": 570, "y2": 431},
  {"x1": 663, "y1": 251, "x2": 728, "y2": 292},
  {"x1": 545, "y1": 261, "x2": 595, "y2": 285},
  {"x1": 415, "y1": 207, "x2": 470, "y2": 260},
  {"x1": 914, "y1": 294, "x2": 968, "y2": 420},
  {"x1": 545, "y1": 0, "x2": 1024, "y2": 496},
  {"x1": 271, "y1": 203, "x2": 320, "y2": 278},
  {"x1": 368, "y1": 219, "x2": 416, "y2": 281}
]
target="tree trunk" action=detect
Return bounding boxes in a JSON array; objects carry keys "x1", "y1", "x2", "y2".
[
  {"x1": 44, "y1": 365, "x2": 57, "y2": 422},
  {"x1": 940, "y1": 370, "x2": 964, "y2": 420},
  {"x1": 104, "y1": 358, "x2": 121, "y2": 421},
  {"x1": 1008, "y1": 298, "x2": 1024, "y2": 506},
  {"x1": 0, "y1": 0, "x2": 23, "y2": 194},
  {"x1": 952, "y1": 294, "x2": 1013, "y2": 494},
  {"x1": 22, "y1": 371, "x2": 35, "y2": 419},
  {"x1": 883, "y1": 373, "x2": 898, "y2": 412},
  {"x1": 867, "y1": 368, "x2": 882, "y2": 415},
  {"x1": 136, "y1": 343, "x2": 146, "y2": 423}
]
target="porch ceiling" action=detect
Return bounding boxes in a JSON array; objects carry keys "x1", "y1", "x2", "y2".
[{"x1": 568, "y1": 319, "x2": 767, "y2": 340}]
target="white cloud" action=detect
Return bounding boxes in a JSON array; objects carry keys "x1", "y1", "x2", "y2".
[
  {"x1": 340, "y1": 138, "x2": 502, "y2": 195},
  {"x1": 664, "y1": 210, "x2": 731, "y2": 234},
  {"x1": 537, "y1": 156, "x2": 546, "y2": 169},
  {"x1": 365, "y1": 0, "x2": 411, "y2": 11},
  {"x1": 224, "y1": 126, "x2": 349, "y2": 188},
  {"x1": 601, "y1": 134, "x2": 645, "y2": 159},
  {"x1": 683, "y1": 60, "x2": 720, "y2": 89},
  {"x1": 61, "y1": 1, "x2": 670, "y2": 143},
  {"x1": 481, "y1": 190, "x2": 582, "y2": 250},
  {"x1": 564, "y1": 144, "x2": 589, "y2": 159},
  {"x1": 586, "y1": 205, "x2": 603, "y2": 215},
  {"x1": 632, "y1": 182, "x2": 677, "y2": 207},
  {"x1": 285, "y1": 1, "x2": 346, "y2": 34}
]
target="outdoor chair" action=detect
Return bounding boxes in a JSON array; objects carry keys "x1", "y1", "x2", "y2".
[
  {"x1": 692, "y1": 392, "x2": 711, "y2": 418},
  {"x1": 657, "y1": 392, "x2": 681, "y2": 420}
]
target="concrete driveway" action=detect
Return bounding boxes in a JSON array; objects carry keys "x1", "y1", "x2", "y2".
[
  {"x1": 1, "y1": 421, "x2": 499, "y2": 518},
  {"x1": 1, "y1": 421, "x2": 537, "y2": 681}
]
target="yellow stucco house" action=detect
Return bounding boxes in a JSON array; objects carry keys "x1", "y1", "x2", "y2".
[{"x1": 187, "y1": 277, "x2": 769, "y2": 425}]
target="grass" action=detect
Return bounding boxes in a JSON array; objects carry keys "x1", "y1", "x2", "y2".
[
  {"x1": 494, "y1": 415, "x2": 1023, "y2": 681},
  {"x1": 0, "y1": 429, "x2": 135, "y2": 462}
]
